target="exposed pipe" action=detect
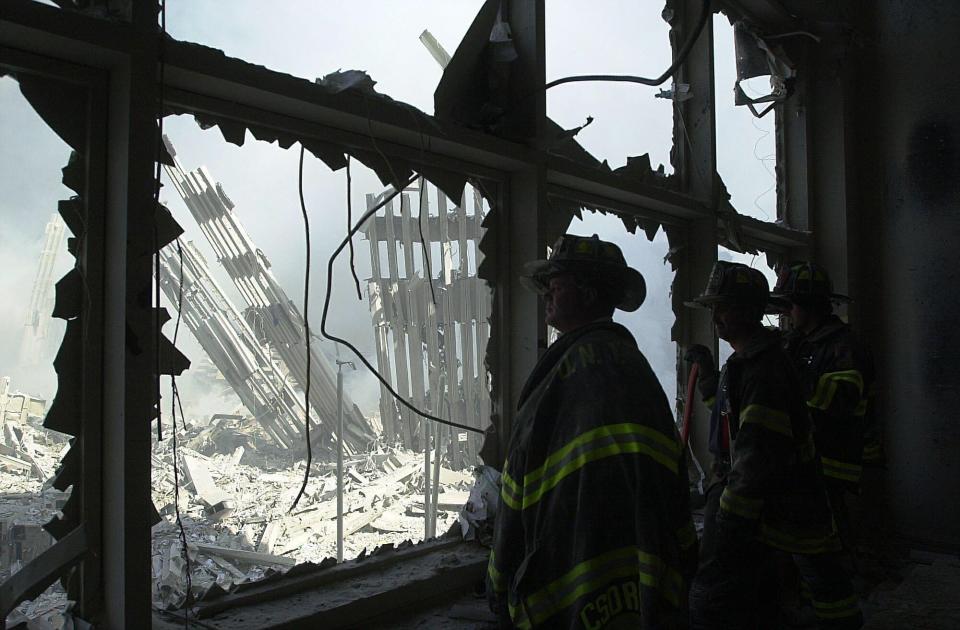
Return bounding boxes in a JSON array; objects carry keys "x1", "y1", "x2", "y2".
[
  {"x1": 335, "y1": 359, "x2": 355, "y2": 563},
  {"x1": 431, "y1": 421, "x2": 444, "y2": 538},
  {"x1": 423, "y1": 413, "x2": 432, "y2": 539}
]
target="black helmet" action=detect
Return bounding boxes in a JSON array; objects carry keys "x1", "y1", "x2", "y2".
[
  {"x1": 521, "y1": 234, "x2": 646, "y2": 312},
  {"x1": 771, "y1": 261, "x2": 850, "y2": 303},
  {"x1": 687, "y1": 260, "x2": 772, "y2": 308}
]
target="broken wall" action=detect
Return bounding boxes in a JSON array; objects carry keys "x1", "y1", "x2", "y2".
[{"x1": 854, "y1": 0, "x2": 960, "y2": 550}]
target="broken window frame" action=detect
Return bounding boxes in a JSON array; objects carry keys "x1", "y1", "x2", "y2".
[
  {"x1": 0, "y1": 46, "x2": 109, "y2": 619},
  {"x1": 1, "y1": 0, "x2": 821, "y2": 623}
]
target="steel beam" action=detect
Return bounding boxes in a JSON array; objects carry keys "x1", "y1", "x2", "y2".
[
  {"x1": 99, "y1": 1, "x2": 158, "y2": 624},
  {"x1": 776, "y1": 43, "x2": 811, "y2": 234},
  {"x1": 672, "y1": 1, "x2": 720, "y2": 479}
]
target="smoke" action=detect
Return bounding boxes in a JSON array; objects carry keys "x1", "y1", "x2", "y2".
[
  {"x1": 0, "y1": 77, "x2": 74, "y2": 402},
  {"x1": 570, "y1": 212, "x2": 678, "y2": 405}
]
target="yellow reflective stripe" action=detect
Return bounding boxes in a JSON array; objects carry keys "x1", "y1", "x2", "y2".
[
  {"x1": 807, "y1": 379, "x2": 838, "y2": 411},
  {"x1": 500, "y1": 464, "x2": 523, "y2": 511},
  {"x1": 522, "y1": 546, "x2": 683, "y2": 625},
  {"x1": 812, "y1": 594, "x2": 861, "y2": 619},
  {"x1": 853, "y1": 398, "x2": 868, "y2": 417},
  {"x1": 524, "y1": 423, "x2": 679, "y2": 487},
  {"x1": 488, "y1": 552, "x2": 506, "y2": 593},
  {"x1": 808, "y1": 370, "x2": 864, "y2": 410},
  {"x1": 740, "y1": 404, "x2": 793, "y2": 438},
  {"x1": 720, "y1": 488, "x2": 763, "y2": 520},
  {"x1": 821, "y1": 456, "x2": 862, "y2": 483},
  {"x1": 500, "y1": 486, "x2": 521, "y2": 510},
  {"x1": 523, "y1": 441, "x2": 677, "y2": 510},
  {"x1": 508, "y1": 601, "x2": 532, "y2": 630},
  {"x1": 526, "y1": 547, "x2": 634, "y2": 609},
  {"x1": 502, "y1": 464, "x2": 522, "y2": 495},
  {"x1": 829, "y1": 370, "x2": 865, "y2": 392},
  {"x1": 677, "y1": 519, "x2": 697, "y2": 550},
  {"x1": 758, "y1": 523, "x2": 842, "y2": 554},
  {"x1": 704, "y1": 396, "x2": 716, "y2": 410},
  {"x1": 862, "y1": 443, "x2": 882, "y2": 461},
  {"x1": 518, "y1": 423, "x2": 680, "y2": 510},
  {"x1": 531, "y1": 564, "x2": 638, "y2": 625}
]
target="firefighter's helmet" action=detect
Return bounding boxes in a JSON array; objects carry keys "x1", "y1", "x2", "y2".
[
  {"x1": 521, "y1": 234, "x2": 646, "y2": 312},
  {"x1": 771, "y1": 261, "x2": 850, "y2": 303},
  {"x1": 686, "y1": 260, "x2": 774, "y2": 308}
]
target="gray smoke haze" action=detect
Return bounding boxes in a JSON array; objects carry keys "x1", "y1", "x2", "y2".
[
  {"x1": 0, "y1": 77, "x2": 73, "y2": 402},
  {"x1": 2, "y1": 2, "x2": 776, "y2": 421}
]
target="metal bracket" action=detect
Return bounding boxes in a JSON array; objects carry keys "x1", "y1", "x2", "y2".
[{"x1": 656, "y1": 82, "x2": 694, "y2": 102}]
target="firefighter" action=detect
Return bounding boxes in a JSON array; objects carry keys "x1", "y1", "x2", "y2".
[
  {"x1": 771, "y1": 262, "x2": 877, "y2": 551},
  {"x1": 684, "y1": 261, "x2": 862, "y2": 630},
  {"x1": 487, "y1": 234, "x2": 697, "y2": 629}
]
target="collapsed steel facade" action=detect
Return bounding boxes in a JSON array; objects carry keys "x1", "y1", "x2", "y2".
[
  {"x1": 362, "y1": 180, "x2": 491, "y2": 467},
  {"x1": 1, "y1": 0, "x2": 958, "y2": 626},
  {"x1": 159, "y1": 139, "x2": 375, "y2": 453}
]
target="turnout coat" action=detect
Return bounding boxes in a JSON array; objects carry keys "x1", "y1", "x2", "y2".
[
  {"x1": 714, "y1": 328, "x2": 840, "y2": 553},
  {"x1": 784, "y1": 315, "x2": 877, "y2": 490},
  {"x1": 487, "y1": 322, "x2": 697, "y2": 629}
]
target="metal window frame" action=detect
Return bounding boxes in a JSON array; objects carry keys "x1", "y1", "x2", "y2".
[
  {"x1": 0, "y1": 45, "x2": 108, "y2": 619},
  {"x1": 0, "y1": 0, "x2": 813, "y2": 623}
]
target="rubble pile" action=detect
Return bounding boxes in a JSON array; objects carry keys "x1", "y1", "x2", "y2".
[
  {"x1": 1, "y1": 384, "x2": 72, "y2": 624},
  {"x1": 150, "y1": 417, "x2": 474, "y2": 609},
  {"x1": 2, "y1": 388, "x2": 478, "y2": 620}
]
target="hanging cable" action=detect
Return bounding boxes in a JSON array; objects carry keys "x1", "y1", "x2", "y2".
[
  {"x1": 417, "y1": 176, "x2": 438, "y2": 305},
  {"x1": 171, "y1": 382, "x2": 193, "y2": 615},
  {"x1": 319, "y1": 170, "x2": 484, "y2": 435},
  {"x1": 750, "y1": 116, "x2": 775, "y2": 220},
  {"x1": 543, "y1": 0, "x2": 711, "y2": 92},
  {"x1": 345, "y1": 156, "x2": 363, "y2": 300},
  {"x1": 152, "y1": 1, "x2": 192, "y2": 624},
  {"x1": 290, "y1": 146, "x2": 313, "y2": 512},
  {"x1": 398, "y1": 106, "x2": 438, "y2": 306},
  {"x1": 170, "y1": 239, "x2": 192, "y2": 626}
]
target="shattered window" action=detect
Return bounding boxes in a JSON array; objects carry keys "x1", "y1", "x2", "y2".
[
  {"x1": 566, "y1": 209, "x2": 677, "y2": 401},
  {"x1": 717, "y1": 247, "x2": 779, "y2": 364},
  {"x1": 713, "y1": 16, "x2": 778, "y2": 222},
  {"x1": 546, "y1": 1, "x2": 674, "y2": 173},
  {"x1": 152, "y1": 114, "x2": 494, "y2": 608},
  {"x1": 165, "y1": 1, "x2": 483, "y2": 115},
  {"x1": 0, "y1": 76, "x2": 76, "y2": 624}
]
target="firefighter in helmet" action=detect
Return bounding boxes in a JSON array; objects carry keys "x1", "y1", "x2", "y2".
[
  {"x1": 684, "y1": 261, "x2": 862, "y2": 629},
  {"x1": 772, "y1": 261, "x2": 878, "y2": 553},
  {"x1": 487, "y1": 234, "x2": 697, "y2": 629}
]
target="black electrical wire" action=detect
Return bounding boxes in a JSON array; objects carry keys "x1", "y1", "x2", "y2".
[
  {"x1": 543, "y1": 0, "x2": 712, "y2": 91},
  {"x1": 171, "y1": 381, "x2": 193, "y2": 615},
  {"x1": 290, "y1": 145, "x2": 313, "y2": 512},
  {"x1": 346, "y1": 156, "x2": 363, "y2": 300},
  {"x1": 397, "y1": 109, "x2": 438, "y2": 307},
  {"x1": 170, "y1": 239, "x2": 192, "y2": 625},
  {"x1": 153, "y1": 1, "x2": 191, "y2": 625},
  {"x1": 319, "y1": 172, "x2": 484, "y2": 436},
  {"x1": 417, "y1": 176, "x2": 438, "y2": 305}
]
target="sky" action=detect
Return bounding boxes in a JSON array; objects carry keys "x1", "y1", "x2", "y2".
[{"x1": 0, "y1": 1, "x2": 778, "y2": 423}]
